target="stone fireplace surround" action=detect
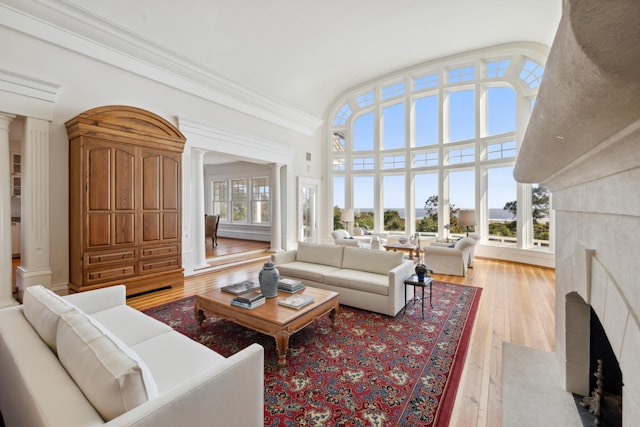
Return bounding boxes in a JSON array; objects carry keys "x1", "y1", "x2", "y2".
[{"x1": 511, "y1": 0, "x2": 640, "y2": 425}]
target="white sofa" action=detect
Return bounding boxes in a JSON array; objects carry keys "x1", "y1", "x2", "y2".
[
  {"x1": 272, "y1": 242, "x2": 415, "y2": 316},
  {"x1": 423, "y1": 236, "x2": 477, "y2": 276},
  {"x1": 0, "y1": 285, "x2": 264, "y2": 427}
]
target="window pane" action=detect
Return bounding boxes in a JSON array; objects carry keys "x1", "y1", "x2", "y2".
[
  {"x1": 231, "y1": 179, "x2": 248, "y2": 222},
  {"x1": 487, "y1": 141, "x2": 517, "y2": 160},
  {"x1": 382, "y1": 103, "x2": 405, "y2": 150},
  {"x1": 532, "y1": 184, "x2": 550, "y2": 247},
  {"x1": 488, "y1": 166, "x2": 516, "y2": 246},
  {"x1": 353, "y1": 176, "x2": 375, "y2": 229},
  {"x1": 415, "y1": 173, "x2": 438, "y2": 233},
  {"x1": 382, "y1": 155, "x2": 405, "y2": 169},
  {"x1": 447, "y1": 147, "x2": 475, "y2": 164},
  {"x1": 356, "y1": 91, "x2": 375, "y2": 107},
  {"x1": 487, "y1": 86, "x2": 516, "y2": 135},
  {"x1": 486, "y1": 60, "x2": 510, "y2": 78},
  {"x1": 415, "y1": 95, "x2": 438, "y2": 146},
  {"x1": 448, "y1": 65, "x2": 475, "y2": 83},
  {"x1": 383, "y1": 175, "x2": 405, "y2": 231},
  {"x1": 251, "y1": 177, "x2": 269, "y2": 224},
  {"x1": 332, "y1": 132, "x2": 345, "y2": 152},
  {"x1": 383, "y1": 82, "x2": 405, "y2": 99},
  {"x1": 449, "y1": 170, "x2": 474, "y2": 235},
  {"x1": 333, "y1": 176, "x2": 345, "y2": 230},
  {"x1": 353, "y1": 157, "x2": 375, "y2": 170},
  {"x1": 448, "y1": 90, "x2": 475, "y2": 142},
  {"x1": 333, "y1": 176, "x2": 345, "y2": 209},
  {"x1": 353, "y1": 112, "x2": 374, "y2": 151},
  {"x1": 414, "y1": 73, "x2": 438, "y2": 91},
  {"x1": 519, "y1": 60, "x2": 544, "y2": 88},
  {"x1": 213, "y1": 181, "x2": 228, "y2": 221},
  {"x1": 414, "y1": 151, "x2": 438, "y2": 167},
  {"x1": 332, "y1": 157, "x2": 345, "y2": 171},
  {"x1": 333, "y1": 103, "x2": 352, "y2": 126}
]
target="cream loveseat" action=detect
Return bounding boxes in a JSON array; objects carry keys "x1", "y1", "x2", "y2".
[
  {"x1": 272, "y1": 242, "x2": 415, "y2": 316},
  {"x1": 0, "y1": 285, "x2": 264, "y2": 427}
]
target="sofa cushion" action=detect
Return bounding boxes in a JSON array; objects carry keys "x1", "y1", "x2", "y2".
[
  {"x1": 296, "y1": 242, "x2": 344, "y2": 268},
  {"x1": 277, "y1": 262, "x2": 341, "y2": 283},
  {"x1": 342, "y1": 246, "x2": 403, "y2": 275},
  {"x1": 22, "y1": 285, "x2": 76, "y2": 353},
  {"x1": 131, "y1": 330, "x2": 226, "y2": 393},
  {"x1": 324, "y1": 269, "x2": 390, "y2": 296},
  {"x1": 57, "y1": 309, "x2": 158, "y2": 421},
  {"x1": 91, "y1": 305, "x2": 173, "y2": 347}
]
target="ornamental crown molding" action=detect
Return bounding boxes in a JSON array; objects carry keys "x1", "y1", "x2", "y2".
[
  {"x1": 0, "y1": 68, "x2": 61, "y2": 120},
  {"x1": 0, "y1": 0, "x2": 322, "y2": 136},
  {"x1": 178, "y1": 117, "x2": 294, "y2": 166}
]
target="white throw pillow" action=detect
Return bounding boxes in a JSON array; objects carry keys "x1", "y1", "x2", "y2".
[
  {"x1": 57, "y1": 309, "x2": 158, "y2": 421},
  {"x1": 22, "y1": 285, "x2": 76, "y2": 353}
]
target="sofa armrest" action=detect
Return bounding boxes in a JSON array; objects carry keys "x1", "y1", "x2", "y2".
[
  {"x1": 63, "y1": 285, "x2": 126, "y2": 314},
  {"x1": 272, "y1": 250, "x2": 297, "y2": 265},
  {"x1": 388, "y1": 260, "x2": 416, "y2": 316},
  {"x1": 106, "y1": 343, "x2": 264, "y2": 427},
  {"x1": 424, "y1": 246, "x2": 463, "y2": 257}
]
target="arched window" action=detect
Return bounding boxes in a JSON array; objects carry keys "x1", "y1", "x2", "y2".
[{"x1": 327, "y1": 45, "x2": 551, "y2": 252}]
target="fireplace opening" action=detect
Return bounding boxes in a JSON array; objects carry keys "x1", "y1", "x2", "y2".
[{"x1": 575, "y1": 306, "x2": 623, "y2": 426}]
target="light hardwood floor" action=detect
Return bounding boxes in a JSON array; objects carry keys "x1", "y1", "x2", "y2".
[{"x1": 127, "y1": 254, "x2": 556, "y2": 427}]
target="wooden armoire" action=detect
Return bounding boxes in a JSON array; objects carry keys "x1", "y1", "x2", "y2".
[{"x1": 66, "y1": 106, "x2": 186, "y2": 295}]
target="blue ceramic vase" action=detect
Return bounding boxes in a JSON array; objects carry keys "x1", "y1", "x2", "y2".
[
  {"x1": 415, "y1": 263, "x2": 428, "y2": 282},
  {"x1": 258, "y1": 261, "x2": 280, "y2": 298}
]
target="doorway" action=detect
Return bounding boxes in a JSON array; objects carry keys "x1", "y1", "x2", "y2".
[{"x1": 298, "y1": 177, "x2": 320, "y2": 243}]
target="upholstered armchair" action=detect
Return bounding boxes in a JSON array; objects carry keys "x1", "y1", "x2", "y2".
[
  {"x1": 331, "y1": 229, "x2": 380, "y2": 249},
  {"x1": 423, "y1": 236, "x2": 477, "y2": 276}
]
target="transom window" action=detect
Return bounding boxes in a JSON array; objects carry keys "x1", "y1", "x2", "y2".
[
  {"x1": 328, "y1": 45, "x2": 550, "y2": 251},
  {"x1": 414, "y1": 73, "x2": 438, "y2": 91},
  {"x1": 382, "y1": 82, "x2": 405, "y2": 99}
]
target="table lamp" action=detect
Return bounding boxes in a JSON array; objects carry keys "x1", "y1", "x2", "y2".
[
  {"x1": 341, "y1": 208, "x2": 354, "y2": 234},
  {"x1": 458, "y1": 209, "x2": 476, "y2": 236}
]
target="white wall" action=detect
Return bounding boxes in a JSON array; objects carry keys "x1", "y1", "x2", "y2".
[{"x1": 1, "y1": 24, "x2": 323, "y2": 291}]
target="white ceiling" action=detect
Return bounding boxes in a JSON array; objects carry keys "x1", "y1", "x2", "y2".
[{"x1": 67, "y1": 0, "x2": 562, "y2": 118}]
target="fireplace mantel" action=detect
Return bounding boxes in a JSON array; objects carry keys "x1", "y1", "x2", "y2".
[{"x1": 509, "y1": 0, "x2": 640, "y2": 424}]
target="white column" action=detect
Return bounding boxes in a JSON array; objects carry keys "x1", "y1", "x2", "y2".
[
  {"x1": 16, "y1": 117, "x2": 52, "y2": 296},
  {"x1": 191, "y1": 148, "x2": 208, "y2": 270},
  {"x1": 270, "y1": 163, "x2": 283, "y2": 252},
  {"x1": 0, "y1": 113, "x2": 17, "y2": 307}
]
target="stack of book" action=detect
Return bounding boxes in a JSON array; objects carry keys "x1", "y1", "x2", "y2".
[
  {"x1": 221, "y1": 280, "x2": 260, "y2": 295},
  {"x1": 230, "y1": 291, "x2": 265, "y2": 309},
  {"x1": 278, "y1": 278, "x2": 305, "y2": 293},
  {"x1": 278, "y1": 294, "x2": 314, "y2": 310}
]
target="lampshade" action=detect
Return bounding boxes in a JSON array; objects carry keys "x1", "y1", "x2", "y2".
[
  {"x1": 458, "y1": 210, "x2": 476, "y2": 227},
  {"x1": 340, "y1": 208, "x2": 354, "y2": 223}
]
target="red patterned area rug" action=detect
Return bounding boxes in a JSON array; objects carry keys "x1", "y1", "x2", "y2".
[{"x1": 143, "y1": 281, "x2": 481, "y2": 426}]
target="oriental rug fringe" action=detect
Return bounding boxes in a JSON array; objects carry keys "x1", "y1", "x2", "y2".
[{"x1": 143, "y1": 281, "x2": 481, "y2": 426}]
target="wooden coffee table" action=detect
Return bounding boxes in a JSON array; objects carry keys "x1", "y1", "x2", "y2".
[
  {"x1": 383, "y1": 243, "x2": 421, "y2": 259},
  {"x1": 194, "y1": 286, "x2": 339, "y2": 367}
]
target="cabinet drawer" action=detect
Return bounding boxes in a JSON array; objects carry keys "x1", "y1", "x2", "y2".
[
  {"x1": 85, "y1": 264, "x2": 137, "y2": 284},
  {"x1": 85, "y1": 249, "x2": 137, "y2": 267},
  {"x1": 139, "y1": 256, "x2": 180, "y2": 275},
  {"x1": 140, "y1": 244, "x2": 180, "y2": 259}
]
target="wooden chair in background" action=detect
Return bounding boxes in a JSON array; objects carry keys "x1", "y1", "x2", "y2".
[{"x1": 205, "y1": 214, "x2": 220, "y2": 246}]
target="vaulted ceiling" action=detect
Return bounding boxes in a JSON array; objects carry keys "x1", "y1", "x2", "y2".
[{"x1": 54, "y1": 0, "x2": 562, "y2": 119}]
